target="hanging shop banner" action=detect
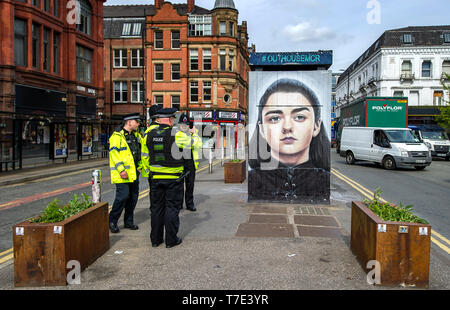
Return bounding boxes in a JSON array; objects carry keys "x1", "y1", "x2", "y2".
[
  {"x1": 54, "y1": 124, "x2": 68, "y2": 159},
  {"x1": 217, "y1": 111, "x2": 239, "y2": 120},
  {"x1": 248, "y1": 71, "x2": 331, "y2": 204},
  {"x1": 81, "y1": 125, "x2": 93, "y2": 155}
]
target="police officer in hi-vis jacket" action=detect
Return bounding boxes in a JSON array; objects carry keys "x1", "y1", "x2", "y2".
[
  {"x1": 175, "y1": 113, "x2": 203, "y2": 211},
  {"x1": 143, "y1": 106, "x2": 187, "y2": 248},
  {"x1": 108, "y1": 113, "x2": 143, "y2": 233}
]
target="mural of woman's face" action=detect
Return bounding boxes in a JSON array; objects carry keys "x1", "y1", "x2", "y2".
[{"x1": 259, "y1": 91, "x2": 321, "y2": 166}]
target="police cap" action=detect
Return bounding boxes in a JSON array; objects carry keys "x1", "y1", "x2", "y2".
[
  {"x1": 178, "y1": 113, "x2": 190, "y2": 124},
  {"x1": 123, "y1": 113, "x2": 141, "y2": 122}
]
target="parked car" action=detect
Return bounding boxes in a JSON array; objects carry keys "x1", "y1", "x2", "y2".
[{"x1": 340, "y1": 127, "x2": 432, "y2": 170}]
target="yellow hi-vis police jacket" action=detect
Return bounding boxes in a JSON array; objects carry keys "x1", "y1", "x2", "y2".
[
  {"x1": 141, "y1": 124, "x2": 159, "y2": 178},
  {"x1": 109, "y1": 129, "x2": 143, "y2": 184},
  {"x1": 175, "y1": 128, "x2": 203, "y2": 169}
]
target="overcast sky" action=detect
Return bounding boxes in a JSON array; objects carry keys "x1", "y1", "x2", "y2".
[{"x1": 104, "y1": 0, "x2": 450, "y2": 72}]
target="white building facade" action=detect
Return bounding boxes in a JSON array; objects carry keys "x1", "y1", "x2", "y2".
[{"x1": 336, "y1": 26, "x2": 450, "y2": 123}]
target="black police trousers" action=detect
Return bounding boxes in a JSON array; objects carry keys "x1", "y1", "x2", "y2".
[
  {"x1": 149, "y1": 178, "x2": 184, "y2": 246},
  {"x1": 183, "y1": 160, "x2": 196, "y2": 209},
  {"x1": 109, "y1": 174, "x2": 140, "y2": 226}
]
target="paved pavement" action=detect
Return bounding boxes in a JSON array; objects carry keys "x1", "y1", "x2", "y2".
[{"x1": 0, "y1": 156, "x2": 449, "y2": 291}]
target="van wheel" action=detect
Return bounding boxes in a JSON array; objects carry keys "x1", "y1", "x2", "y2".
[
  {"x1": 382, "y1": 156, "x2": 396, "y2": 170},
  {"x1": 346, "y1": 152, "x2": 355, "y2": 165},
  {"x1": 414, "y1": 166, "x2": 426, "y2": 170}
]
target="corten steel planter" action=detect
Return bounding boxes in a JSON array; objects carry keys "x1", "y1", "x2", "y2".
[
  {"x1": 224, "y1": 160, "x2": 247, "y2": 184},
  {"x1": 351, "y1": 201, "x2": 431, "y2": 287},
  {"x1": 12, "y1": 202, "x2": 110, "y2": 287}
]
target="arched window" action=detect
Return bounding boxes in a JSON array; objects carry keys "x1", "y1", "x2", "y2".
[{"x1": 76, "y1": 0, "x2": 92, "y2": 36}]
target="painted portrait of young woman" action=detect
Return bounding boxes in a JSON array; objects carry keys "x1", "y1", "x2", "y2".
[{"x1": 248, "y1": 72, "x2": 331, "y2": 204}]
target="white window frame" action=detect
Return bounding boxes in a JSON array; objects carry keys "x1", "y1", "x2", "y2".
[
  {"x1": 219, "y1": 21, "x2": 226, "y2": 35},
  {"x1": 171, "y1": 95, "x2": 181, "y2": 110},
  {"x1": 114, "y1": 49, "x2": 128, "y2": 68},
  {"x1": 443, "y1": 60, "x2": 450, "y2": 75},
  {"x1": 131, "y1": 81, "x2": 144, "y2": 103},
  {"x1": 203, "y1": 49, "x2": 211, "y2": 71},
  {"x1": 154, "y1": 95, "x2": 164, "y2": 105},
  {"x1": 154, "y1": 31, "x2": 163, "y2": 49},
  {"x1": 131, "y1": 49, "x2": 143, "y2": 68},
  {"x1": 190, "y1": 81, "x2": 199, "y2": 103},
  {"x1": 188, "y1": 15, "x2": 212, "y2": 36},
  {"x1": 190, "y1": 49, "x2": 198, "y2": 71},
  {"x1": 203, "y1": 81, "x2": 211, "y2": 102},
  {"x1": 171, "y1": 30, "x2": 180, "y2": 49},
  {"x1": 114, "y1": 81, "x2": 128, "y2": 103},
  {"x1": 219, "y1": 49, "x2": 226, "y2": 71},
  {"x1": 154, "y1": 63, "x2": 164, "y2": 81},
  {"x1": 421, "y1": 60, "x2": 432, "y2": 78},
  {"x1": 171, "y1": 63, "x2": 181, "y2": 81},
  {"x1": 228, "y1": 50, "x2": 234, "y2": 71}
]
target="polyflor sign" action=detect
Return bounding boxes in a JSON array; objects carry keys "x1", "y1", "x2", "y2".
[
  {"x1": 366, "y1": 99, "x2": 408, "y2": 128},
  {"x1": 371, "y1": 104, "x2": 404, "y2": 112}
]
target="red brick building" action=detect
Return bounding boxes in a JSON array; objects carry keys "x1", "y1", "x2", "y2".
[
  {"x1": 0, "y1": 0, "x2": 106, "y2": 171},
  {"x1": 103, "y1": 0, "x2": 250, "y2": 135}
]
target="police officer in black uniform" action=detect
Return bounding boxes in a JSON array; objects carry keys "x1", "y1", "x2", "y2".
[{"x1": 147, "y1": 107, "x2": 185, "y2": 248}]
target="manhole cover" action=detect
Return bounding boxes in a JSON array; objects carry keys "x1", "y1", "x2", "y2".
[
  {"x1": 297, "y1": 225, "x2": 343, "y2": 238},
  {"x1": 249, "y1": 214, "x2": 288, "y2": 224},
  {"x1": 236, "y1": 223, "x2": 295, "y2": 238},
  {"x1": 251, "y1": 205, "x2": 287, "y2": 214},
  {"x1": 294, "y1": 215, "x2": 339, "y2": 227}
]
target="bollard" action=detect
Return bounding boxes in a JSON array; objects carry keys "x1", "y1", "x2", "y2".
[
  {"x1": 209, "y1": 148, "x2": 213, "y2": 174},
  {"x1": 92, "y1": 170, "x2": 101, "y2": 203}
]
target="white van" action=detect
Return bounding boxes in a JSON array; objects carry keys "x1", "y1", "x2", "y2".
[{"x1": 340, "y1": 127, "x2": 432, "y2": 170}]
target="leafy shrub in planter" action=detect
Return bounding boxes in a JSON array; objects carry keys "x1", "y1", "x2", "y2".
[
  {"x1": 363, "y1": 189, "x2": 428, "y2": 224},
  {"x1": 31, "y1": 193, "x2": 94, "y2": 224}
]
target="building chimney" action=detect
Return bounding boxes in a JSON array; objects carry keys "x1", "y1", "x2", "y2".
[
  {"x1": 187, "y1": 0, "x2": 195, "y2": 13},
  {"x1": 155, "y1": 0, "x2": 164, "y2": 10}
]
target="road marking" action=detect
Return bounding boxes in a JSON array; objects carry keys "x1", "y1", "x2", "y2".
[
  {"x1": 0, "y1": 253, "x2": 13, "y2": 264},
  {"x1": 0, "y1": 248, "x2": 13, "y2": 257},
  {"x1": 0, "y1": 177, "x2": 111, "y2": 211},
  {"x1": 331, "y1": 168, "x2": 450, "y2": 255}
]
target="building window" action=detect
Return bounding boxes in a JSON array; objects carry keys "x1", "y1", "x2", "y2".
[
  {"x1": 188, "y1": 15, "x2": 212, "y2": 36},
  {"x1": 403, "y1": 34, "x2": 413, "y2": 44},
  {"x1": 131, "y1": 49, "x2": 143, "y2": 67},
  {"x1": 154, "y1": 95, "x2": 163, "y2": 105},
  {"x1": 53, "y1": 32, "x2": 60, "y2": 74},
  {"x1": 190, "y1": 81, "x2": 199, "y2": 103},
  {"x1": 219, "y1": 49, "x2": 226, "y2": 71},
  {"x1": 444, "y1": 33, "x2": 450, "y2": 43},
  {"x1": 14, "y1": 18, "x2": 27, "y2": 67},
  {"x1": 122, "y1": 23, "x2": 132, "y2": 36},
  {"x1": 422, "y1": 61, "x2": 432, "y2": 78},
  {"x1": 43, "y1": 0, "x2": 49, "y2": 12},
  {"x1": 131, "y1": 81, "x2": 144, "y2": 103},
  {"x1": 228, "y1": 50, "x2": 234, "y2": 71},
  {"x1": 393, "y1": 91, "x2": 404, "y2": 97},
  {"x1": 154, "y1": 31, "x2": 163, "y2": 49},
  {"x1": 154, "y1": 63, "x2": 163, "y2": 81},
  {"x1": 190, "y1": 49, "x2": 198, "y2": 71},
  {"x1": 433, "y1": 91, "x2": 443, "y2": 106},
  {"x1": 171, "y1": 31, "x2": 180, "y2": 49},
  {"x1": 76, "y1": 0, "x2": 92, "y2": 36},
  {"x1": 401, "y1": 60, "x2": 412, "y2": 75},
  {"x1": 203, "y1": 49, "x2": 211, "y2": 71},
  {"x1": 229, "y1": 22, "x2": 234, "y2": 36},
  {"x1": 171, "y1": 63, "x2": 180, "y2": 81},
  {"x1": 32, "y1": 24, "x2": 40, "y2": 69},
  {"x1": 203, "y1": 81, "x2": 211, "y2": 102},
  {"x1": 114, "y1": 81, "x2": 128, "y2": 103},
  {"x1": 32, "y1": 0, "x2": 39, "y2": 8},
  {"x1": 76, "y1": 45, "x2": 92, "y2": 83},
  {"x1": 114, "y1": 49, "x2": 127, "y2": 68},
  {"x1": 43, "y1": 28, "x2": 50, "y2": 72},
  {"x1": 53, "y1": 0, "x2": 59, "y2": 17},
  {"x1": 171, "y1": 95, "x2": 180, "y2": 110},
  {"x1": 219, "y1": 21, "x2": 226, "y2": 35},
  {"x1": 132, "y1": 23, "x2": 142, "y2": 36},
  {"x1": 443, "y1": 61, "x2": 450, "y2": 75}
]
